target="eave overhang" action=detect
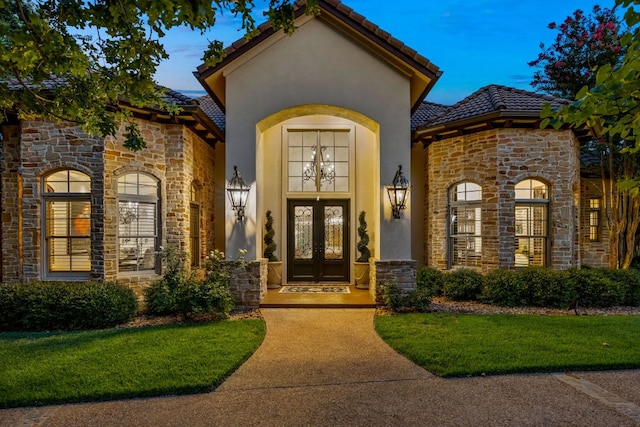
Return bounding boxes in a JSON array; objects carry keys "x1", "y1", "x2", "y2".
[
  {"x1": 194, "y1": 0, "x2": 441, "y2": 115},
  {"x1": 117, "y1": 101, "x2": 225, "y2": 147},
  {"x1": 413, "y1": 110, "x2": 593, "y2": 147}
]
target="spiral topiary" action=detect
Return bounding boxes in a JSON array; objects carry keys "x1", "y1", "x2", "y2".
[
  {"x1": 263, "y1": 210, "x2": 278, "y2": 262},
  {"x1": 356, "y1": 211, "x2": 371, "y2": 263}
]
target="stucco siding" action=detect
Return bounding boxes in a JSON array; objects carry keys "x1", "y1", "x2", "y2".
[{"x1": 224, "y1": 17, "x2": 412, "y2": 260}]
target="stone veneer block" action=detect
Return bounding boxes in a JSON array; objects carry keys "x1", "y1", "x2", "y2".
[
  {"x1": 225, "y1": 259, "x2": 267, "y2": 309},
  {"x1": 372, "y1": 259, "x2": 417, "y2": 303}
]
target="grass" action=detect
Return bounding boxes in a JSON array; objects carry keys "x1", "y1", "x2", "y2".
[
  {"x1": 0, "y1": 319, "x2": 265, "y2": 408},
  {"x1": 375, "y1": 313, "x2": 640, "y2": 377}
]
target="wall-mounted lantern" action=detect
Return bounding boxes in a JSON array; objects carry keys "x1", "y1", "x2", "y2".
[
  {"x1": 386, "y1": 164, "x2": 410, "y2": 219},
  {"x1": 226, "y1": 166, "x2": 250, "y2": 221}
]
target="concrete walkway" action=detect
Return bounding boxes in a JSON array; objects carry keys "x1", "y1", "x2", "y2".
[{"x1": 2, "y1": 308, "x2": 640, "y2": 426}]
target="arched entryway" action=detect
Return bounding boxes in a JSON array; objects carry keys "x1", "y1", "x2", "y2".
[{"x1": 256, "y1": 105, "x2": 380, "y2": 284}]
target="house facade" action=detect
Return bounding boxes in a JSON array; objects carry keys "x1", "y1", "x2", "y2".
[{"x1": 0, "y1": 0, "x2": 609, "y2": 303}]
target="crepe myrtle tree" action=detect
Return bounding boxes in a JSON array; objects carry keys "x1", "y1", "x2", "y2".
[
  {"x1": 528, "y1": 4, "x2": 627, "y2": 99},
  {"x1": 0, "y1": 0, "x2": 319, "y2": 150},
  {"x1": 540, "y1": 0, "x2": 640, "y2": 268}
]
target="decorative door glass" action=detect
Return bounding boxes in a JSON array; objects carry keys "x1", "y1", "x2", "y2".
[
  {"x1": 294, "y1": 205, "x2": 314, "y2": 260},
  {"x1": 324, "y1": 205, "x2": 343, "y2": 260}
]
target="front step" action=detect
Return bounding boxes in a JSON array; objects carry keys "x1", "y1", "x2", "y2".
[{"x1": 260, "y1": 285, "x2": 376, "y2": 308}]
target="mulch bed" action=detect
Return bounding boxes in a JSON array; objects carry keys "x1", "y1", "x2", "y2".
[
  {"x1": 118, "y1": 308, "x2": 263, "y2": 329},
  {"x1": 386, "y1": 296, "x2": 640, "y2": 316},
  {"x1": 121, "y1": 298, "x2": 640, "y2": 328}
]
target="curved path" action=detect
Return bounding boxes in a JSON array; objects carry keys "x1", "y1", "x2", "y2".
[{"x1": 2, "y1": 309, "x2": 639, "y2": 426}]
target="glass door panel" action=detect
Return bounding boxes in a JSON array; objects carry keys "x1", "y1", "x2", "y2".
[{"x1": 288, "y1": 200, "x2": 349, "y2": 282}]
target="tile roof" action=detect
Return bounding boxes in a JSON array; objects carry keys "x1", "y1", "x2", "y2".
[
  {"x1": 411, "y1": 101, "x2": 450, "y2": 131},
  {"x1": 417, "y1": 85, "x2": 568, "y2": 129},
  {"x1": 161, "y1": 87, "x2": 196, "y2": 106},
  {"x1": 6, "y1": 77, "x2": 196, "y2": 107},
  {"x1": 196, "y1": 95, "x2": 226, "y2": 131},
  {"x1": 200, "y1": 0, "x2": 440, "y2": 78}
]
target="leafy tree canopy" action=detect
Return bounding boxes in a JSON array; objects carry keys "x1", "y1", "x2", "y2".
[
  {"x1": 538, "y1": 0, "x2": 640, "y2": 268},
  {"x1": 529, "y1": 4, "x2": 627, "y2": 98},
  {"x1": 541, "y1": 0, "x2": 640, "y2": 159},
  {"x1": 0, "y1": 0, "x2": 319, "y2": 149}
]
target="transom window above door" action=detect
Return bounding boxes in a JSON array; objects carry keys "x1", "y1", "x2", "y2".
[{"x1": 287, "y1": 130, "x2": 350, "y2": 192}]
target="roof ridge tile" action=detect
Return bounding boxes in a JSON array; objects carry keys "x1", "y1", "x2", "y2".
[{"x1": 487, "y1": 85, "x2": 506, "y2": 110}]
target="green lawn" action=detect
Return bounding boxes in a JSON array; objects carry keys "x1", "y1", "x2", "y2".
[
  {"x1": 375, "y1": 313, "x2": 640, "y2": 377},
  {"x1": 0, "y1": 320, "x2": 265, "y2": 408}
]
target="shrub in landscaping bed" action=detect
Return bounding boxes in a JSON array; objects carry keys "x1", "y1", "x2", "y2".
[
  {"x1": 145, "y1": 248, "x2": 235, "y2": 320},
  {"x1": 521, "y1": 267, "x2": 574, "y2": 308},
  {"x1": 379, "y1": 281, "x2": 431, "y2": 313},
  {"x1": 442, "y1": 268, "x2": 484, "y2": 301},
  {"x1": 480, "y1": 269, "x2": 525, "y2": 307},
  {"x1": 568, "y1": 268, "x2": 624, "y2": 308},
  {"x1": 0, "y1": 281, "x2": 137, "y2": 331},
  {"x1": 597, "y1": 268, "x2": 640, "y2": 306},
  {"x1": 416, "y1": 266, "x2": 445, "y2": 297}
]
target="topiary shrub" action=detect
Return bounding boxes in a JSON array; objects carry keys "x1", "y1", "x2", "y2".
[
  {"x1": 480, "y1": 269, "x2": 524, "y2": 306},
  {"x1": 263, "y1": 210, "x2": 278, "y2": 262},
  {"x1": 356, "y1": 211, "x2": 371, "y2": 263},
  {"x1": 0, "y1": 281, "x2": 137, "y2": 332},
  {"x1": 442, "y1": 269, "x2": 484, "y2": 301},
  {"x1": 416, "y1": 266, "x2": 444, "y2": 297}
]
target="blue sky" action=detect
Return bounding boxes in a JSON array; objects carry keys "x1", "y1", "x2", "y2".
[{"x1": 154, "y1": 0, "x2": 605, "y2": 105}]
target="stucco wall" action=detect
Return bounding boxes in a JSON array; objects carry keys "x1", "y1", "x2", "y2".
[
  {"x1": 224, "y1": 17, "x2": 412, "y2": 260},
  {"x1": 258, "y1": 114, "x2": 377, "y2": 281},
  {"x1": 425, "y1": 128, "x2": 580, "y2": 272}
]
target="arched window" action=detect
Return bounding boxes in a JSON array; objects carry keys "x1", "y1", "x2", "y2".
[
  {"x1": 515, "y1": 179, "x2": 549, "y2": 268},
  {"x1": 43, "y1": 169, "x2": 91, "y2": 275},
  {"x1": 117, "y1": 173, "x2": 159, "y2": 273},
  {"x1": 190, "y1": 182, "x2": 201, "y2": 266},
  {"x1": 448, "y1": 182, "x2": 482, "y2": 268}
]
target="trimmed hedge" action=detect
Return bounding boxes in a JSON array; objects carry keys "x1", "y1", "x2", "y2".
[
  {"x1": 442, "y1": 268, "x2": 484, "y2": 301},
  {"x1": 416, "y1": 267, "x2": 445, "y2": 297},
  {"x1": 479, "y1": 267, "x2": 640, "y2": 309},
  {"x1": 0, "y1": 281, "x2": 137, "y2": 331}
]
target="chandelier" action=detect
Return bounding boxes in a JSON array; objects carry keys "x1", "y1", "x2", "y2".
[{"x1": 303, "y1": 145, "x2": 335, "y2": 185}]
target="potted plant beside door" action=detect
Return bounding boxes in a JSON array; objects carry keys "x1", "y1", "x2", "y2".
[
  {"x1": 264, "y1": 210, "x2": 282, "y2": 289},
  {"x1": 354, "y1": 211, "x2": 371, "y2": 289}
]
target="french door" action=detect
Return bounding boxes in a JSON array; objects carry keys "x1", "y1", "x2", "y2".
[{"x1": 287, "y1": 199, "x2": 349, "y2": 282}]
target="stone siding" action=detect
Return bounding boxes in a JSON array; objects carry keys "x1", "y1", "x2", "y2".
[
  {"x1": 371, "y1": 259, "x2": 417, "y2": 303},
  {"x1": 580, "y1": 178, "x2": 610, "y2": 268},
  {"x1": 425, "y1": 128, "x2": 580, "y2": 272},
  {"x1": 226, "y1": 259, "x2": 267, "y2": 309},
  {"x1": 1, "y1": 125, "x2": 23, "y2": 281},
  {"x1": 1, "y1": 118, "x2": 217, "y2": 294},
  {"x1": 17, "y1": 120, "x2": 105, "y2": 281}
]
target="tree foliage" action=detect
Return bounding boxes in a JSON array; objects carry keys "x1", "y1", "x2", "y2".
[
  {"x1": 0, "y1": 0, "x2": 319, "y2": 147},
  {"x1": 529, "y1": 5, "x2": 626, "y2": 98},
  {"x1": 538, "y1": 0, "x2": 640, "y2": 268}
]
